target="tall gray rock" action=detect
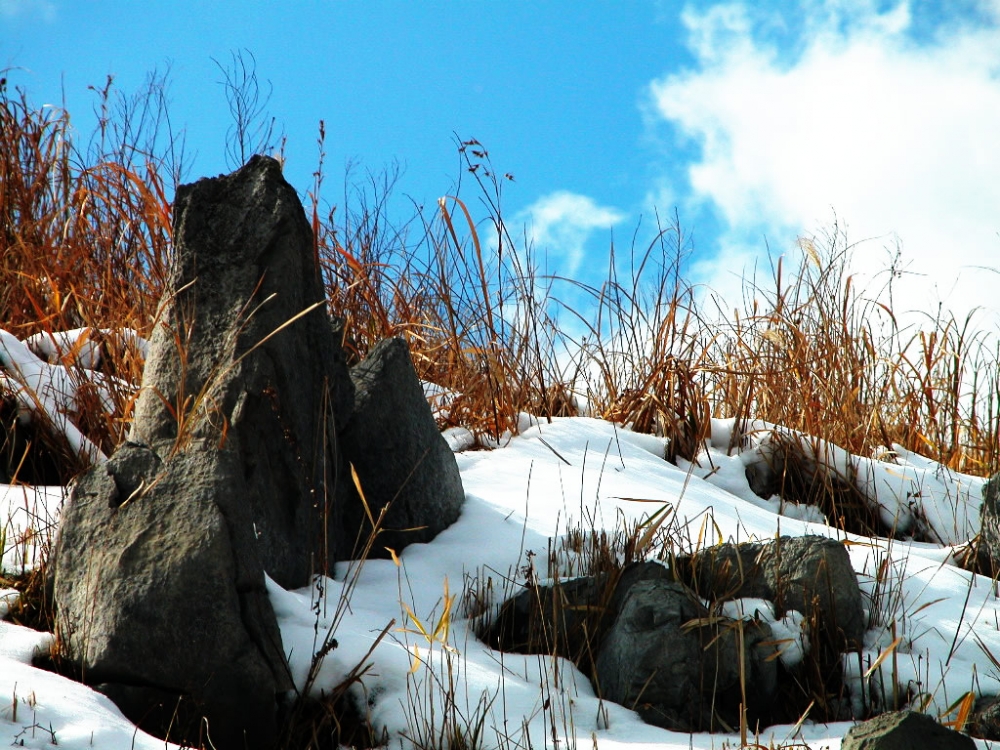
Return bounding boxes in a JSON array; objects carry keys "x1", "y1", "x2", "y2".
[
  {"x1": 50, "y1": 156, "x2": 359, "y2": 749},
  {"x1": 129, "y1": 153, "x2": 357, "y2": 584}
]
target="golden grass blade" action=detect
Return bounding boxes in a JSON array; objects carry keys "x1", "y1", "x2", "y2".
[
  {"x1": 864, "y1": 636, "x2": 903, "y2": 679},
  {"x1": 351, "y1": 462, "x2": 376, "y2": 528},
  {"x1": 431, "y1": 577, "x2": 454, "y2": 644},
  {"x1": 634, "y1": 503, "x2": 674, "y2": 557},
  {"x1": 942, "y1": 691, "x2": 975, "y2": 731},
  {"x1": 400, "y1": 602, "x2": 430, "y2": 640}
]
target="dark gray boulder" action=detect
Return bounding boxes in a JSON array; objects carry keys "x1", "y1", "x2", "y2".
[
  {"x1": 841, "y1": 710, "x2": 975, "y2": 749},
  {"x1": 53, "y1": 443, "x2": 292, "y2": 748},
  {"x1": 763, "y1": 535, "x2": 865, "y2": 650},
  {"x1": 341, "y1": 337, "x2": 465, "y2": 555},
  {"x1": 485, "y1": 561, "x2": 672, "y2": 665},
  {"x1": 678, "y1": 535, "x2": 865, "y2": 650},
  {"x1": 50, "y1": 155, "x2": 359, "y2": 749},
  {"x1": 485, "y1": 574, "x2": 610, "y2": 672},
  {"x1": 593, "y1": 579, "x2": 778, "y2": 732}
]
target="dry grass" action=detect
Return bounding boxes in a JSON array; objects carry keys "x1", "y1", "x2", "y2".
[
  {"x1": 704, "y1": 232, "x2": 999, "y2": 475},
  {"x1": 311, "y1": 136, "x2": 573, "y2": 444},
  {"x1": 0, "y1": 75, "x2": 172, "y2": 477},
  {"x1": 3, "y1": 73, "x2": 998, "y2": 496}
]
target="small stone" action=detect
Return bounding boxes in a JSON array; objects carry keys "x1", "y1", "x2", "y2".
[{"x1": 841, "y1": 710, "x2": 975, "y2": 750}]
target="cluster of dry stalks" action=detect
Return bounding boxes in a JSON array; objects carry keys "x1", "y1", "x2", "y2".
[{"x1": 4, "y1": 74, "x2": 998, "y2": 489}]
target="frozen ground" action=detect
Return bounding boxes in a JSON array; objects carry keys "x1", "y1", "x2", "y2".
[{"x1": 2, "y1": 328, "x2": 1000, "y2": 749}]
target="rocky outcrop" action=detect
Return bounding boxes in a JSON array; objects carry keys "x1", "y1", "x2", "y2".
[
  {"x1": 50, "y1": 155, "x2": 355, "y2": 749},
  {"x1": 54, "y1": 443, "x2": 294, "y2": 747},
  {"x1": 126, "y1": 154, "x2": 358, "y2": 586},
  {"x1": 49, "y1": 156, "x2": 465, "y2": 749},
  {"x1": 485, "y1": 561, "x2": 672, "y2": 668},
  {"x1": 484, "y1": 536, "x2": 864, "y2": 732}
]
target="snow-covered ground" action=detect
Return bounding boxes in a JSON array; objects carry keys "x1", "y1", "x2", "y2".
[{"x1": 2, "y1": 328, "x2": 1000, "y2": 749}]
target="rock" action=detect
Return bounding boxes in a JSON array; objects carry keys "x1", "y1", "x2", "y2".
[
  {"x1": 977, "y1": 473, "x2": 1000, "y2": 575},
  {"x1": 52, "y1": 445, "x2": 291, "y2": 749},
  {"x1": 607, "y1": 560, "x2": 675, "y2": 614},
  {"x1": 50, "y1": 156, "x2": 359, "y2": 749},
  {"x1": 970, "y1": 695, "x2": 1000, "y2": 740},
  {"x1": 484, "y1": 538, "x2": 861, "y2": 732},
  {"x1": 341, "y1": 337, "x2": 464, "y2": 556},
  {"x1": 678, "y1": 535, "x2": 865, "y2": 651},
  {"x1": 593, "y1": 579, "x2": 778, "y2": 732},
  {"x1": 128, "y1": 154, "x2": 357, "y2": 583},
  {"x1": 486, "y1": 575, "x2": 608, "y2": 664},
  {"x1": 483, "y1": 541, "x2": 862, "y2": 731},
  {"x1": 0, "y1": 394, "x2": 63, "y2": 485},
  {"x1": 841, "y1": 710, "x2": 975, "y2": 749},
  {"x1": 485, "y1": 562, "x2": 672, "y2": 673}
]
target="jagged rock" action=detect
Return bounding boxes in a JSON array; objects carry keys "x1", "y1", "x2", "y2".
[
  {"x1": 128, "y1": 154, "x2": 357, "y2": 584},
  {"x1": 341, "y1": 337, "x2": 465, "y2": 556},
  {"x1": 50, "y1": 156, "x2": 470, "y2": 748},
  {"x1": 677, "y1": 535, "x2": 865, "y2": 650},
  {"x1": 841, "y1": 710, "x2": 975, "y2": 749},
  {"x1": 593, "y1": 579, "x2": 778, "y2": 732},
  {"x1": 53, "y1": 443, "x2": 292, "y2": 748},
  {"x1": 50, "y1": 156, "x2": 359, "y2": 749}
]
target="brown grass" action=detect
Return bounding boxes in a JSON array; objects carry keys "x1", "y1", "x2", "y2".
[
  {"x1": 0, "y1": 75, "x2": 172, "y2": 476},
  {"x1": 3, "y1": 74, "x2": 997, "y2": 489}
]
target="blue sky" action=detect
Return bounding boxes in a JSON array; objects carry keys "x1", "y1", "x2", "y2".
[{"x1": 4, "y1": 1, "x2": 1000, "y2": 324}]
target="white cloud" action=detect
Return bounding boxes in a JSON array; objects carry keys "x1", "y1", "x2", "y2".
[
  {"x1": 515, "y1": 191, "x2": 624, "y2": 279},
  {"x1": 0, "y1": 0, "x2": 55, "y2": 20},
  {"x1": 650, "y1": 1, "x2": 1000, "y2": 325}
]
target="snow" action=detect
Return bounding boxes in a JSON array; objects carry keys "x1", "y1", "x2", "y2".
[
  {"x1": 0, "y1": 484, "x2": 62, "y2": 574},
  {"x1": 716, "y1": 598, "x2": 809, "y2": 669},
  {"x1": 3, "y1": 333, "x2": 1000, "y2": 748},
  {"x1": 25, "y1": 327, "x2": 149, "y2": 368},
  {"x1": 0, "y1": 329, "x2": 108, "y2": 466}
]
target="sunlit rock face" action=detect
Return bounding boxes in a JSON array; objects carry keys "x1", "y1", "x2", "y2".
[{"x1": 50, "y1": 155, "x2": 358, "y2": 749}]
